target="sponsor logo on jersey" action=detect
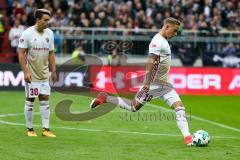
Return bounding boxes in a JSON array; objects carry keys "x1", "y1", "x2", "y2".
[
  {"x1": 151, "y1": 44, "x2": 157, "y2": 48},
  {"x1": 32, "y1": 48, "x2": 49, "y2": 51}
]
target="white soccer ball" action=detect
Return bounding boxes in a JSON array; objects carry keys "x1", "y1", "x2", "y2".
[{"x1": 192, "y1": 130, "x2": 210, "y2": 147}]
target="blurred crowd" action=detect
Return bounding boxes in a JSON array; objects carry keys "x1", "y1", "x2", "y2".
[
  {"x1": 0, "y1": 0, "x2": 239, "y2": 67},
  {"x1": 2, "y1": 0, "x2": 240, "y2": 31}
]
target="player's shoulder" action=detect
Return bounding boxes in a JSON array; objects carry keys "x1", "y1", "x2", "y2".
[
  {"x1": 45, "y1": 28, "x2": 54, "y2": 35},
  {"x1": 22, "y1": 26, "x2": 34, "y2": 35},
  {"x1": 19, "y1": 25, "x2": 25, "y2": 29},
  {"x1": 150, "y1": 33, "x2": 165, "y2": 48},
  {"x1": 153, "y1": 33, "x2": 167, "y2": 43}
]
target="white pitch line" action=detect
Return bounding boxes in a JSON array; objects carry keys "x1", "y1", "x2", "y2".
[
  {"x1": 1, "y1": 105, "x2": 240, "y2": 134},
  {"x1": 0, "y1": 113, "x2": 42, "y2": 118},
  {"x1": 147, "y1": 103, "x2": 240, "y2": 133},
  {"x1": 0, "y1": 113, "x2": 25, "y2": 118},
  {"x1": 0, "y1": 118, "x2": 239, "y2": 139},
  {"x1": 0, "y1": 120, "x2": 25, "y2": 126}
]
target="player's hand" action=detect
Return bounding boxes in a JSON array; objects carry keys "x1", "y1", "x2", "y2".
[
  {"x1": 24, "y1": 71, "x2": 31, "y2": 83},
  {"x1": 51, "y1": 71, "x2": 57, "y2": 84}
]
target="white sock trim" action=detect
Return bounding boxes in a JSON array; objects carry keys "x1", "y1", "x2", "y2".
[
  {"x1": 39, "y1": 101, "x2": 49, "y2": 107},
  {"x1": 175, "y1": 106, "x2": 185, "y2": 112},
  {"x1": 25, "y1": 101, "x2": 34, "y2": 106}
]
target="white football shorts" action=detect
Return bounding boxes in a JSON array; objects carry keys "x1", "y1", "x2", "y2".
[
  {"x1": 25, "y1": 81, "x2": 51, "y2": 98},
  {"x1": 135, "y1": 85, "x2": 181, "y2": 107}
]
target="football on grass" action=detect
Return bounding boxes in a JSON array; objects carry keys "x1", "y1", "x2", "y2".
[{"x1": 192, "y1": 130, "x2": 210, "y2": 147}]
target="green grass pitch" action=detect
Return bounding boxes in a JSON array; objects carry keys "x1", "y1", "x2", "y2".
[{"x1": 0, "y1": 91, "x2": 239, "y2": 160}]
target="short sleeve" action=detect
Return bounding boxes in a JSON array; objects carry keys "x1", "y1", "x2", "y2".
[
  {"x1": 49, "y1": 30, "x2": 54, "y2": 51},
  {"x1": 149, "y1": 39, "x2": 161, "y2": 56},
  {"x1": 18, "y1": 31, "x2": 28, "y2": 49}
]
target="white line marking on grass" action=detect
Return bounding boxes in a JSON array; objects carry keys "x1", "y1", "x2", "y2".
[
  {"x1": 0, "y1": 113, "x2": 25, "y2": 118},
  {"x1": 0, "y1": 120, "x2": 25, "y2": 126},
  {"x1": 0, "y1": 113, "x2": 41, "y2": 118},
  {"x1": 0, "y1": 114, "x2": 239, "y2": 139},
  {"x1": 147, "y1": 104, "x2": 240, "y2": 133},
  {"x1": 108, "y1": 130, "x2": 181, "y2": 137}
]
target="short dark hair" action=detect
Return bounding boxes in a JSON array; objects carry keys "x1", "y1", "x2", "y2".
[
  {"x1": 34, "y1": 9, "x2": 51, "y2": 19},
  {"x1": 164, "y1": 17, "x2": 181, "y2": 25}
]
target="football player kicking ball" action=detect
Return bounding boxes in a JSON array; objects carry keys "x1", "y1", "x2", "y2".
[
  {"x1": 18, "y1": 9, "x2": 57, "y2": 137},
  {"x1": 91, "y1": 17, "x2": 193, "y2": 146}
]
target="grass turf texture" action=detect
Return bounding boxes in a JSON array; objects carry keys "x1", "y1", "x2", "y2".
[{"x1": 0, "y1": 91, "x2": 239, "y2": 160}]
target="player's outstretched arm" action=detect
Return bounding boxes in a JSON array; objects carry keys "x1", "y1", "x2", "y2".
[
  {"x1": 18, "y1": 48, "x2": 31, "y2": 83},
  {"x1": 143, "y1": 53, "x2": 159, "y2": 91},
  {"x1": 49, "y1": 51, "x2": 57, "y2": 83}
]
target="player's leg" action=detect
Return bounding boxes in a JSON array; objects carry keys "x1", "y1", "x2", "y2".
[
  {"x1": 107, "y1": 95, "x2": 144, "y2": 112},
  {"x1": 38, "y1": 82, "x2": 56, "y2": 137},
  {"x1": 25, "y1": 97, "x2": 37, "y2": 136},
  {"x1": 90, "y1": 92, "x2": 144, "y2": 112},
  {"x1": 161, "y1": 89, "x2": 192, "y2": 146},
  {"x1": 24, "y1": 82, "x2": 38, "y2": 136},
  {"x1": 90, "y1": 86, "x2": 160, "y2": 112},
  {"x1": 90, "y1": 89, "x2": 146, "y2": 112},
  {"x1": 172, "y1": 101, "x2": 191, "y2": 138},
  {"x1": 38, "y1": 94, "x2": 50, "y2": 129}
]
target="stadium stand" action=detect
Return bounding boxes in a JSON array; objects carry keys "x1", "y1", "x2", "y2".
[
  {"x1": 3, "y1": 0, "x2": 240, "y2": 30},
  {"x1": 0, "y1": 0, "x2": 239, "y2": 66}
]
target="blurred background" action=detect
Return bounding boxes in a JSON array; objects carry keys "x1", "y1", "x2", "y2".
[
  {"x1": 0, "y1": 2, "x2": 240, "y2": 159},
  {"x1": 0, "y1": 0, "x2": 240, "y2": 95}
]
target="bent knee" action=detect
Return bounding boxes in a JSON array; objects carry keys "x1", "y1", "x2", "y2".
[
  {"x1": 131, "y1": 107, "x2": 139, "y2": 112},
  {"x1": 172, "y1": 101, "x2": 184, "y2": 109},
  {"x1": 131, "y1": 100, "x2": 143, "y2": 112}
]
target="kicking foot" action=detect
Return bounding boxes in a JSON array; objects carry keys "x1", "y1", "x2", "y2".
[
  {"x1": 185, "y1": 135, "x2": 193, "y2": 146},
  {"x1": 90, "y1": 92, "x2": 108, "y2": 109}
]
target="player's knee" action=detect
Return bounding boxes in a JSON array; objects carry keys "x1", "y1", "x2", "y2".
[
  {"x1": 39, "y1": 95, "x2": 49, "y2": 101},
  {"x1": 131, "y1": 101, "x2": 143, "y2": 112},
  {"x1": 131, "y1": 106, "x2": 138, "y2": 112},
  {"x1": 26, "y1": 98, "x2": 35, "y2": 102},
  {"x1": 172, "y1": 101, "x2": 184, "y2": 109}
]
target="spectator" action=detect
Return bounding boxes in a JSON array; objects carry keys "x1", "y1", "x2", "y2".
[
  {"x1": 52, "y1": 21, "x2": 62, "y2": 54},
  {"x1": 197, "y1": 13, "x2": 208, "y2": 31},
  {"x1": 89, "y1": 12, "x2": 96, "y2": 27},
  {"x1": 107, "y1": 48, "x2": 127, "y2": 66},
  {"x1": 71, "y1": 45, "x2": 86, "y2": 64},
  {"x1": 8, "y1": 18, "x2": 25, "y2": 62},
  {"x1": 154, "y1": 13, "x2": 163, "y2": 28},
  {"x1": 1, "y1": 0, "x2": 239, "y2": 58},
  {"x1": 223, "y1": 43, "x2": 237, "y2": 55},
  {"x1": 13, "y1": 1, "x2": 25, "y2": 17},
  {"x1": 0, "y1": 13, "x2": 5, "y2": 53},
  {"x1": 3, "y1": 0, "x2": 240, "y2": 32}
]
